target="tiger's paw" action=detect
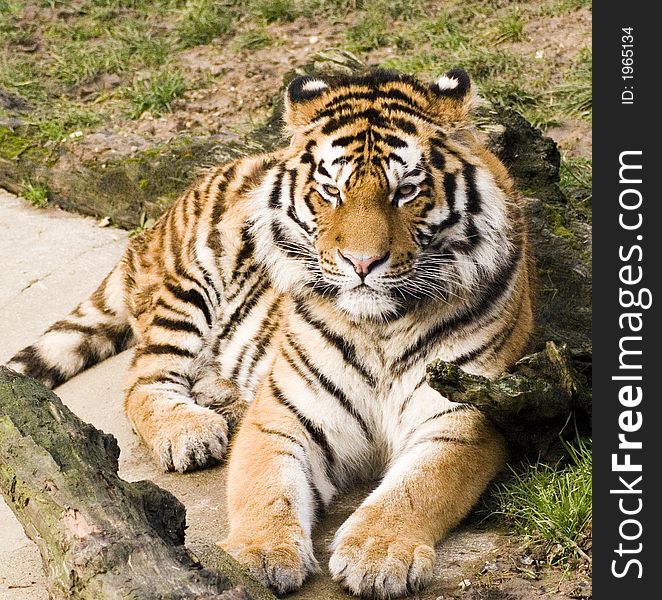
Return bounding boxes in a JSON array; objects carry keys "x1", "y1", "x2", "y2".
[
  {"x1": 146, "y1": 403, "x2": 229, "y2": 472},
  {"x1": 221, "y1": 533, "x2": 318, "y2": 595},
  {"x1": 329, "y1": 512, "x2": 435, "y2": 598}
]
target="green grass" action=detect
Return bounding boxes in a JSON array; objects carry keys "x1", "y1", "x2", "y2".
[
  {"x1": 551, "y1": 47, "x2": 592, "y2": 120},
  {"x1": 345, "y1": 10, "x2": 392, "y2": 52},
  {"x1": 21, "y1": 180, "x2": 49, "y2": 208},
  {"x1": 234, "y1": 26, "x2": 273, "y2": 51},
  {"x1": 493, "y1": 11, "x2": 526, "y2": 44},
  {"x1": 492, "y1": 438, "x2": 592, "y2": 564},
  {"x1": 125, "y1": 69, "x2": 188, "y2": 118},
  {"x1": 175, "y1": 0, "x2": 234, "y2": 47},
  {"x1": 249, "y1": 0, "x2": 300, "y2": 23}
]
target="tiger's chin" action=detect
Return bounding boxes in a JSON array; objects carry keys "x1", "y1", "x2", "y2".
[{"x1": 336, "y1": 286, "x2": 400, "y2": 322}]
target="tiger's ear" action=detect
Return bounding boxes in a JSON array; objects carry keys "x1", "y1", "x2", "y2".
[
  {"x1": 284, "y1": 75, "x2": 330, "y2": 131},
  {"x1": 427, "y1": 68, "x2": 475, "y2": 128}
]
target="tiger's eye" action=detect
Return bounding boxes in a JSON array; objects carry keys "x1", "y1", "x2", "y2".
[
  {"x1": 397, "y1": 184, "x2": 416, "y2": 197},
  {"x1": 323, "y1": 184, "x2": 340, "y2": 197}
]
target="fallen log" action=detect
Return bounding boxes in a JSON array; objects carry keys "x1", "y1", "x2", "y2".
[
  {"x1": 426, "y1": 341, "x2": 591, "y2": 456},
  {"x1": 0, "y1": 366, "x2": 276, "y2": 600}
]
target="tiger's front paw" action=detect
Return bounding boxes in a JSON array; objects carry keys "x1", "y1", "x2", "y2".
[
  {"x1": 329, "y1": 512, "x2": 435, "y2": 598},
  {"x1": 145, "y1": 403, "x2": 229, "y2": 472},
  {"x1": 221, "y1": 533, "x2": 318, "y2": 595}
]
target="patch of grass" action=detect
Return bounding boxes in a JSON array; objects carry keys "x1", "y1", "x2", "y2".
[
  {"x1": 249, "y1": 0, "x2": 299, "y2": 23},
  {"x1": 21, "y1": 180, "x2": 49, "y2": 208},
  {"x1": 125, "y1": 69, "x2": 188, "y2": 118},
  {"x1": 0, "y1": 55, "x2": 46, "y2": 101},
  {"x1": 234, "y1": 26, "x2": 273, "y2": 51},
  {"x1": 492, "y1": 438, "x2": 592, "y2": 564},
  {"x1": 113, "y1": 22, "x2": 172, "y2": 66},
  {"x1": 561, "y1": 156, "x2": 592, "y2": 218},
  {"x1": 546, "y1": 0, "x2": 593, "y2": 15},
  {"x1": 459, "y1": 49, "x2": 526, "y2": 81},
  {"x1": 48, "y1": 38, "x2": 127, "y2": 87},
  {"x1": 175, "y1": 0, "x2": 234, "y2": 48},
  {"x1": 493, "y1": 11, "x2": 526, "y2": 44},
  {"x1": 345, "y1": 10, "x2": 392, "y2": 52},
  {"x1": 481, "y1": 81, "x2": 538, "y2": 112},
  {"x1": 37, "y1": 103, "x2": 105, "y2": 141},
  {"x1": 551, "y1": 47, "x2": 591, "y2": 120},
  {"x1": 128, "y1": 210, "x2": 156, "y2": 236}
]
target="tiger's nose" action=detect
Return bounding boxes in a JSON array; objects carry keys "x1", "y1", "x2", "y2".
[{"x1": 338, "y1": 250, "x2": 390, "y2": 279}]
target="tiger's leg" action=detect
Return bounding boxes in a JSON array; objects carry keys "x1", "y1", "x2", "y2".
[
  {"x1": 124, "y1": 292, "x2": 231, "y2": 473},
  {"x1": 329, "y1": 406, "x2": 506, "y2": 599},
  {"x1": 220, "y1": 379, "x2": 335, "y2": 594}
]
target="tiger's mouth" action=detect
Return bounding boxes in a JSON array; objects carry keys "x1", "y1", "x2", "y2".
[{"x1": 334, "y1": 282, "x2": 401, "y2": 321}]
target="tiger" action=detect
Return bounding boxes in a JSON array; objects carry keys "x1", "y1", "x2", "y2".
[{"x1": 7, "y1": 68, "x2": 533, "y2": 598}]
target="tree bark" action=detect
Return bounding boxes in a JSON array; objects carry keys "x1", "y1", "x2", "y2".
[
  {"x1": 426, "y1": 342, "x2": 591, "y2": 456},
  {"x1": 0, "y1": 367, "x2": 276, "y2": 600}
]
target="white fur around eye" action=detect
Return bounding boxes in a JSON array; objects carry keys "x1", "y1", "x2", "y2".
[
  {"x1": 316, "y1": 182, "x2": 342, "y2": 207},
  {"x1": 394, "y1": 184, "x2": 419, "y2": 206}
]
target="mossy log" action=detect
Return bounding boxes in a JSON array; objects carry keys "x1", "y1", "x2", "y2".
[
  {"x1": 0, "y1": 367, "x2": 276, "y2": 600},
  {"x1": 427, "y1": 342, "x2": 591, "y2": 456}
]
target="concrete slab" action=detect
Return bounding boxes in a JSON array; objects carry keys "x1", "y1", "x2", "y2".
[{"x1": 0, "y1": 189, "x2": 500, "y2": 600}]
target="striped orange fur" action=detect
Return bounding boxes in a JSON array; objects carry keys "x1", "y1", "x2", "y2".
[{"x1": 7, "y1": 68, "x2": 533, "y2": 598}]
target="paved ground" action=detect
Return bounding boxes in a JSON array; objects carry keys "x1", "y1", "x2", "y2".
[{"x1": 0, "y1": 189, "x2": 502, "y2": 600}]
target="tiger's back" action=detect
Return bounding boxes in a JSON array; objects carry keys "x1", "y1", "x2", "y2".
[{"x1": 8, "y1": 68, "x2": 533, "y2": 598}]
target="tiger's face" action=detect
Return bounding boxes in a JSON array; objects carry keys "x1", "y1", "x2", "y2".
[{"x1": 254, "y1": 69, "x2": 514, "y2": 321}]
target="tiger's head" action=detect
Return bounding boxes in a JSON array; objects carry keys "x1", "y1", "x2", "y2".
[{"x1": 252, "y1": 69, "x2": 519, "y2": 321}]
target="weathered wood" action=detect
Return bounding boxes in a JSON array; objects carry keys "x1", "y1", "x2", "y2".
[
  {"x1": 426, "y1": 342, "x2": 591, "y2": 456},
  {"x1": 0, "y1": 367, "x2": 276, "y2": 600}
]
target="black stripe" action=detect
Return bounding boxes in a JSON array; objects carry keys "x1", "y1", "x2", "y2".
[
  {"x1": 255, "y1": 422, "x2": 305, "y2": 450},
  {"x1": 255, "y1": 422, "x2": 325, "y2": 516},
  {"x1": 286, "y1": 168, "x2": 313, "y2": 235},
  {"x1": 152, "y1": 315, "x2": 205, "y2": 337},
  {"x1": 229, "y1": 224, "x2": 255, "y2": 282},
  {"x1": 268, "y1": 169, "x2": 284, "y2": 209},
  {"x1": 10, "y1": 346, "x2": 67, "y2": 388},
  {"x1": 454, "y1": 300, "x2": 524, "y2": 367},
  {"x1": 388, "y1": 153, "x2": 406, "y2": 166},
  {"x1": 331, "y1": 132, "x2": 365, "y2": 147},
  {"x1": 155, "y1": 297, "x2": 190, "y2": 317},
  {"x1": 398, "y1": 375, "x2": 427, "y2": 417},
  {"x1": 463, "y1": 162, "x2": 482, "y2": 215},
  {"x1": 214, "y1": 278, "x2": 270, "y2": 344},
  {"x1": 395, "y1": 242, "x2": 523, "y2": 372},
  {"x1": 391, "y1": 117, "x2": 417, "y2": 134},
  {"x1": 135, "y1": 344, "x2": 196, "y2": 359},
  {"x1": 128, "y1": 370, "x2": 191, "y2": 394},
  {"x1": 419, "y1": 405, "x2": 473, "y2": 426},
  {"x1": 231, "y1": 297, "x2": 282, "y2": 381},
  {"x1": 165, "y1": 282, "x2": 213, "y2": 328},
  {"x1": 286, "y1": 336, "x2": 372, "y2": 439},
  {"x1": 450, "y1": 219, "x2": 481, "y2": 253},
  {"x1": 437, "y1": 172, "x2": 461, "y2": 231},
  {"x1": 428, "y1": 435, "x2": 478, "y2": 446},
  {"x1": 429, "y1": 146, "x2": 445, "y2": 171},
  {"x1": 269, "y1": 378, "x2": 335, "y2": 472},
  {"x1": 293, "y1": 298, "x2": 377, "y2": 386}
]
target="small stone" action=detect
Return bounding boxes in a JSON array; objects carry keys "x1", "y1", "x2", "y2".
[
  {"x1": 309, "y1": 35, "x2": 319, "y2": 45},
  {"x1": 459, "y1": 579, "x2": 471, "y2": 590}
]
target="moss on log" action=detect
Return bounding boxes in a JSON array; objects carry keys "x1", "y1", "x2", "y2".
[
  {"x1": 427, "y1": 342, "x2": 591, "y2": 455},
  {"x1": 0, "y1": 367, "x2": 276, "y2": 600}
]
